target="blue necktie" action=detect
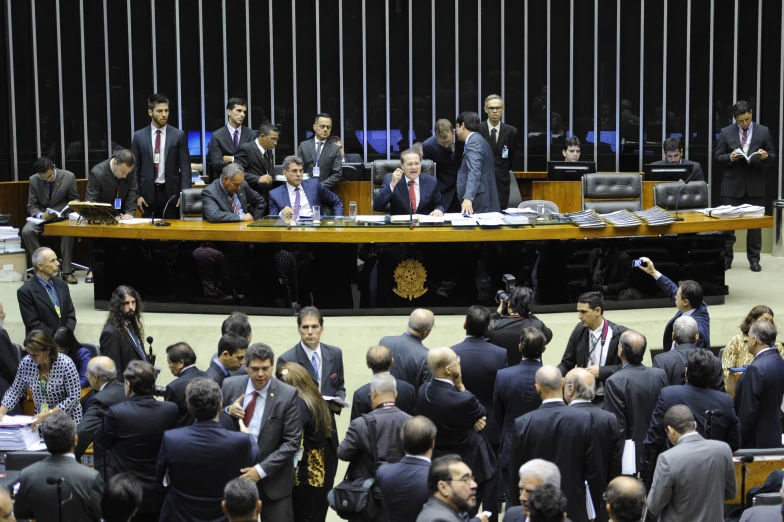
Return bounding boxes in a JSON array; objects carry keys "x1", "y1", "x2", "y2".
[{"x1": 311, "y1": 352, "x2": 320, "y2": 381}]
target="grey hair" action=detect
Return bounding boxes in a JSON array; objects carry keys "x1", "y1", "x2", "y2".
[
  {"x1": 87, "y1": 358, "x2": 117, "y2": 381},
  {"x1": 370, "y1": 372, "x2": 397, "y2": 396},
  {"x1": 519, "y1": 459, "x2": 561, "y2": 487},
  {"x1": 32, "y1": 247, "x2": 51, "y2": 268},
  {"x1": 673, "y1": 316, "x2": 699, "y2": 345},
  {"x1": 282, "y1": 155, "x2": 304, "y2": 172},
  {"x1": 568, "y1": 375, "x2": 595, "y2": 401},
  {"x1": 220, "y1": 162, "x2": 245, "y2": 181},
  {"x1": 484, "y1": 94, "x2": 503, "y2": 107}
]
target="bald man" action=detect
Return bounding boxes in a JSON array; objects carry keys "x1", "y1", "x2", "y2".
[
  {"x1": 565, "y1": 368, "x2": 622, "y2": 522},
  {"x1": 350, "y1": 345, "x2": 417, "y2": 420},
  {"x1": 417, "y1": 347, "x2": 498, "y2": 521},
  {"x1": 508, "y1": 365, "x2": 600, "y2": 522},
  {"x1": 378, "y1": 309, "x2": 435, "y2": 392},
  {"x1": 604, "y1": 477, "x2": 645, "y2": 522}
]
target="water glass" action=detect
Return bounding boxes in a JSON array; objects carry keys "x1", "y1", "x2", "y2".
[
  {"x1": 349, "y1": 201, "x2": 358, "y2": 221},
  {"x1": 536, "y1": 202, "x2": 546, "y2": 221},
  {"x1": 312, "y1": 205, "x2": 321, "y2": 224}
]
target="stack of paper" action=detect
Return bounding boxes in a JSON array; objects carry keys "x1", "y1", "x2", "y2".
[
  {"x1": 503, "y1": 215, "x2": 530, "y2": 225},
  {"x1": 0, "y1": 416, "x2": 42, "y2": 451},
  {"x1": 562, "y1": 211, "x2": 607, "y2": 229},
  {"x1": 356, "y1": 215, "x2": 387, "y2": 224},
  {"x1": 0, "y1": 227, "x2": 23, "y2": 254},
  {"x1": 600, "y1": 210, "x2": 642, "y2": 228},
  {"x1": 505, "y1": 207, "x2": 538, "y2": 215},
  {"x1": 634, "y1": 207, "x2": 676, "y2": 226},
  {"x1": 703, "y1": 204, "x2": 765, "y2": 219}
]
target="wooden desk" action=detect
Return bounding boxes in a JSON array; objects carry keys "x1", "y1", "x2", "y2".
[
  {"x1": 727, "y1": 454, "x2": 784, "y2": 504},
  {"x1": 531, "y1": 180, "x2": 668, "y2": 213}
]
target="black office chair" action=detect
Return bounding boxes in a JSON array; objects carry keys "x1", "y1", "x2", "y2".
[
  {"x1": 180, "y1": 188, "x2": 205, "y2": 220},
  {"x1": 653, "y1": 180, "x2": 709, "y2": 210},
  {"x1": 341, "y1": 164, "x2": 363, "y2": 181},
  {"x1": 582, "y1": 173, "x2": 642, "y2": 213},
  {"x1": 1, "y1": 451, "x2": 51, "y2": 487}
]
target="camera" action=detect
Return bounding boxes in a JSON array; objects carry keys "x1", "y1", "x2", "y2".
[{"x1": 495, "y1": 274, "x2": 517, "y2": 315}]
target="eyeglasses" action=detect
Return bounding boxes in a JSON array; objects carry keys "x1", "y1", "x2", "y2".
[{"x1": 485, "y1": 106, "x2": 505, "y2": 112}]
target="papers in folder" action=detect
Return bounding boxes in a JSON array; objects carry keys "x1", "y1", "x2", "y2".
[
  {"x1": 621, "y1": 439, "x2": 636, "y2": 475},
  {"x1": 0, "y1": 416, "x2": 42, "y2": 451}
]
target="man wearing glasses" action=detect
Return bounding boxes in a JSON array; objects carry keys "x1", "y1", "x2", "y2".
[
  {"x1": 422, "y1": 119, "x2": 464, "y2": 213},
  {"x1": 416, "y1": 455, "x2": 490, "y2": 522},
  {"x1": 235, "y1": 123, "x2": 279, "y2": 195},
  {"x1": 479, "y1": 95, "x2": 518, "y2": 209}
]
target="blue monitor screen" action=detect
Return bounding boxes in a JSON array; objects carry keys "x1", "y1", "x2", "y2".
[
  {"x1": 187, "y1": 131, "x2": 213, "y2": 156},
  {"x1": 584, "y1": 131, "x2": 617, "y2": 152},
  {"x1": 354, "y1": 130, "x2": 405, "y2": 155}
]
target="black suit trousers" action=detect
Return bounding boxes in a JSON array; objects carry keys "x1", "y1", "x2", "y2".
[
  {"x1": 143, "y1": 184, "x2": 179, "y2": 220},
  {"x1": 722, "y1": 194, "x2": 764, "y2": 263}
]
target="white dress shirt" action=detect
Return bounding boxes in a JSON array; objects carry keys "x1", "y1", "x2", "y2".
[
  {"x1": 542, "y1": 398, "x2": 565, "y2": 404},
  {"x1": 287, "y1": 183, "x2": 312, "y2": 217},
  {"x1": 487, "y1": 120, "x2": 501, "y2": 137},
  {"x1": 242, "y1": 378, "x2": 271, "y2": 478},
  {"x1": 255, "y1": 139, "x2": 270, "y2": 158},
  {"x1": 588, "y1": 322, "x2": 613, "y2": 367},
  {"x1": 151, "y1": 124, "x2": 167, "y2": 183},
  {"x1": 300, "y1": 342, "x2": 323, "y2": 384}
]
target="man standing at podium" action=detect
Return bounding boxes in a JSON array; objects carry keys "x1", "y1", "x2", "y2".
[
  {"x1": 455, "y1": 111, "x2": 500, "y2": 214},
  {"x1": 479, "y1": 95, "x2": 517, "y2": 209}
]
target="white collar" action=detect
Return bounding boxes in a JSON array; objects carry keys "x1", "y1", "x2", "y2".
[
  {"x1": 407, "y1": 455, "x2": 431, "y2": 463},
  {"x1": 542, "y1": 398, "x2": 564, "y2": 404},
  {"x1": 682, "y1": 308, "x2": 695, "y2": 316},
  {"x1": 571, "y1": 399, "x2": 592, "y2": 405},
  {"x1": 301, "y1": 342, "x2": 322, "y2": 360},
  {"x1": 245, "y1": 378, "x2": 270, "y2": 398},
  {"x1": 677, "y1": 431, "x2": 700, "y2": 443},
  {"x1": 404, "y1": 175, "x2": 420, "y2": 186},
  {"x1": 756, "y1": 347, "x2": 776, "y2": 358},
  {"x1": 99, "y1": 382, "x2": 108, "y2": 392},
  {"x1": 434, "y1": 377, "x2": 455, "y2": 387},
  {"x1": 590, "y1": 321, "x2": 605, "y2": 337},
  {"x1": 227, "y1": 122, "x2": 241, "y2": 133},
  {"x1": 287, "y1": 182, "x2": 303, "y2": 193},
  {"x1": 179, "y1": 364, "x2": 196, "y2": 374},
  {"x1": 487, "y1": 120, "x2": 501, "y2": 133},
  {"x1": 151, "y1": 123, "x2": 166, "y2": 134}
]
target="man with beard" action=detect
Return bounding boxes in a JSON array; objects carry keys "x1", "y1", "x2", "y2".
[
  {"x1": 99, "y1": 286, "x2": 150, "y2": 379},
  {"x1": 416, "y1": 455, "x2": 490, "y2": 522}
]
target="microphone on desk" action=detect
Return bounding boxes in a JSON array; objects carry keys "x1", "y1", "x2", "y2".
[
  {"x1": 47, "y1": 476, "x2": 66, "y2": 522},
  {"x1": 146, "y1": 336, "x2": 156, "y2": 366},
  {"x1": 740, "y1": 453, "x2": 755, "y2": 510},
  {"x1": 154, "y1": 194, "x2": 178, "y2": 227},
  {"x1": 673, "y1": 180, "x2": 691, "y2": 222}
]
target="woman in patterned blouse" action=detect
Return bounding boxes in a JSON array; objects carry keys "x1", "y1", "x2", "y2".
[
  {"x1": 721, "y1": 305, "x2": 784, "y2": 387},
  {"x1": 0, "y1": 330, "x2": 83, "y2": 429}
]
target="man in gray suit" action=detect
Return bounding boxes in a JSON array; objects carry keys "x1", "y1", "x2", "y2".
[
  {"x1": 378, "y1": 308, "x2": 435, "y2": 393},
  {"x1": 222, "y1": 343, "x2": 301, "y2": 522},
  {"x1": 416, "y1": 454, "x2": 490, "y2": 522},
  {"x1": 296, "y1": 113, "x2": 342, "y2": 189},
  {"x1": 15, "y1": 411, "x2": 104, "y2": 521},
  {"x1": 647, "y1": 405, "x2": 736, "y2": 522},
  {"x1": 650, "y1": 137, "x2": 705, "y2": 182},
  {"x1": 22, "y1": 157, "x2": 81, "y2": 284},
  {"x1": 455, "y1": 111, "x2": 500, "y2": 214},
  {"x1": 85, "y1": 149, "x2": 139, "y2": 220},
  {"x1": 200, "y1": 163, "x2": 267, "y2": 223}
]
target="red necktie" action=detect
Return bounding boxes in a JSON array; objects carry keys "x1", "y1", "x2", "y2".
[
  {"x1": 230, "y1": 196, "x2": 240, "y2": 216},
  {"x1": 243, "y1": 391, "x2": 258, "y2": 426},
  {"x1": 408, "y1": 180, "x2": 417, "y2": 214},
  {"x1": 741, "y1": 128, "x2": 749, "y2": 148},
  {"x1": 153, "y1": 129, "x2": 161, "y2": 179}
]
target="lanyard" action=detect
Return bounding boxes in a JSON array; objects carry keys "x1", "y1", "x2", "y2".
[
  {"x1": 588, "y1": 319, "x2": 609, "y2": 363},
  {"x1": 39, "y1": 373, "x2": 48, "y2": 397},
  {"x1": 43, "y1": 282, "x2": 61, "y2": 318}
]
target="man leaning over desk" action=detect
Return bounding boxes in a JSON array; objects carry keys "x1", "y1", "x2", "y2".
[{"x1": 202, "y1": 163, "x2": 267, "y2": 223}]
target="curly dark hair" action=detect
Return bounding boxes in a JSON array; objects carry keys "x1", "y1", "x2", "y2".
[
  {"x1": 106, "y1": 286, "x2": 144, "y2": 342},
  {"x1": 739, "y1": 305, "x2": 774, "y2": 336}
]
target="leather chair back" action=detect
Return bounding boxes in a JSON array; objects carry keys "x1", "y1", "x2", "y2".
[
  {"x1": 653, "y1": 180, "x2": 709, "y2": 210},
  {"x1": 180, "y1": 188, "x2": 205, "y2": 220},
  {"x1": 582, "y1": 173, "x2": 642, "y2": 213}
]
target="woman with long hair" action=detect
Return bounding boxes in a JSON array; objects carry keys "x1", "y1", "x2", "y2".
[
  {"x1": 721, "y1": 305, "x2": 784, "y2": 387},
  {"x1": 53, "y1": 327, "x2": 91, "y2": 388},
  {"x1": 276, "y1": 362, "x2": 334, "y2": 522}
]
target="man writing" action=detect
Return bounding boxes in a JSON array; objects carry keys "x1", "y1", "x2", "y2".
[
  {"x1": 201, "y1": 163, "x2": 267, "y2": 223},
  {"x1": 86, "y1": 149, "x2": 139, "y2": 221},
  {"x1": 373, "y1": 148, "x2": 444, "y2": 216}
]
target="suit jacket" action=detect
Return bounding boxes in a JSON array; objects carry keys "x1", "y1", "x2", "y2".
[
  {"x1": 647, "y1": 434, "x2": 736, "y2": 522},
  {"x1": 101, "y1": 395, "x2": 179, "y2": 517},
  {"x1": 268, "y1": 178, "x2": 344, "y2": 216},
  {"x1": 205, "y1": 358, "x2": 230, "y2": 388},
  {"x1": 650, "y1": 159, "x2": 705, "y2": 182},
  {"x1": 17, "y1": 275, "x2": 77, "y2": 335},
  {"x1": 99, "y1": 322, "x2": 147, "y2": 380},
  {"x1": 15, "y1": 454, "x2": 104, "y2": 522},
  {"x1": 734, "y1": 348, "x2": 784, "y2": 448},
  {"x1": 221, "y1": 376, "x2": 301, "y2": 499},
  {"x1": 378, "y1": 333, "x2": 433, "y2": 392},
  {"x1": 558, "y1": 320, "x2": 627, "y2": 383},
  {"x1": 350, "y1": 379, "x2": 417, "y2": 421},
  {"x1": 0, "y1": 329, "x2": 19, "y2": 413},
  {"x1": 86, "y1": 158, "x2": 139, "y2": 215},
  {"x1": 502, "y1": 507, "x2": 526, "y2": 522},
  {"x1": 165, "y1": 366, "x2": 208, "y2": 427},
  {"x1": 451, "y1": 337, "x2": 507, "y2": 445},
  {"x1": 376, "y1": 456, "x2": 430, "y2": 522},
  {"x1": 27, "y1": 169, "x2": 80, "y2": 217},
  {"x1": 657, "y1": 274, "x2": 710, "y2": 351},
  {"x1": 740, "y1": 505, "x2": 781, "y2": 522},
  {"x1": 508, "y1": 401, "x2": 600, "y2": 522},
  {"x1": 201, "y1": 178, "x2": 266, "y2": 223},
  {"x1": 157, "y1": 420, "x2": 259, "y2": 522},
  {"x1": 234, "y1": 139, "x2": 274, "y2": 190},
  {"x1": 571, "y1": 402, "x2": 623, "y2": 522},
  {"x1": 277, "y1": 343, "x2": 346, "y2": 400},
  {"x1": 422, "y1": 135, "x2": 464, "y2": 212},
  {"x1": 456, "y1": 132, "x2": 500, "y2": 213},
  {"x1": 373, "y1": 173, "x2": 444, "y2": 215},
  {"x1": 603, "y1": 364, "x2": 668, "y2": 469},
  {"x1": 416, "y1": 497, "x2": 465, "y2": 522},
  {"x1": 209, "y1": 124, "x2": 256, "y2": 175},
  {"x1": 652, "y1": 343, "x2": 724, "y2": 390},
  {"x1": 297, "y1": 138, "x2": 342, "y2": 189},
  {"x1": 344, "y1": 153, "x2": 364, "y2": 164},
  {"x1": 714, "y1": 122, "x2": 776, "y2": 198},
  {"x1": 417, "y1": 379, "x2": 496, "y2": 484},
  {"x1": 338, "y1": 406, "x2": 411, "y2": 479},
  {"x1": 479, "y1": 121, "x2": 518, "y2": 205},
  {"x1": 493, "y1": 359, "x2": 542, "y2": 471},
  {"x1": 488, "y1": 313, "x2": 553, "y2": 367},
  {"x1": 131, "y1": 124, "x2": 192, "y2": 204},
  {"x1": 75, "y1": 380, "x2": 128, "y2": 465}
]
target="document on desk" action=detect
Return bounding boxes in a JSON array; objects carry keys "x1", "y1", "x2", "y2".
[
  {"x1": 477, "y1": 218, "x2": 505, "y2": 226},
  {"x1": 443, "y1": 213, "x2": 468, "y2": 221},
  {"x1": 451, "y1": 218, "x2": 478, "y2": 226},
  {"x1": 118, "y1": 218, "x2": 163, "y2": 224},
  {"x1": 356, "y1": 215, "x2": 387, "y2": 224},
  {"x1": 474, "y1": 212, "x2": 505, "y2": 220},
  {"x1": 417, "y1": 215, "x2": 445, "y2": 224}
]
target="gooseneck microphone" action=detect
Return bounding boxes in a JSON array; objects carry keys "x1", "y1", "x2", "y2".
[
  {"x1": 155, "y1": 194, "x2": 178, "y2": 227},
  {"x1": 146, "y1": 336, "x2": 156, "y2": 366},
  {"x1": 740, "y1": 454, "x2": 755, "y2": 510},
  {"x1": 673, "y1": 180, "x2": 691, "y2": 222},
  {"x1": 47, "y1": 476, "x2": 66, "y2": 522}
]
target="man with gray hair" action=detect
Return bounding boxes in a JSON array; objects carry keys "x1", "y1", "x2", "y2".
[
  {"x1": 338, "y1": 372, "x2": 411, "y2": 482},
  {"x1": 17, "y1": 246, "x2": 77, "y2": 335},
  {"x1": 201, "y1": 162, "x2": 267, "y2": 222},
  {"x1": 379, "y1": 309, "x2": 435, "y2": 392},
  {"x1": 479, "y1": 94, "x2": 518, "y2": 209},
  {"x1": 267, "y1": 155, "x2": 343, "y2": 218},
  {"x1": 503, "y1": 459, "x2": 561, "y2": 522},
  {"x1": 652, "y1": 315, "x2": 723, "y2": 390}
]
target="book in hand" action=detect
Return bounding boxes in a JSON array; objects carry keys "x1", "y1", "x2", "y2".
[
  {"x1": 322, "y1": 396, "x2": 350, "y2": 408},
  {"x1": 734, "y1": 148, "x2": 763, "y2": 161},
  {"x1": 45, "y1": 204, "x2": 70, "y2": 218}
]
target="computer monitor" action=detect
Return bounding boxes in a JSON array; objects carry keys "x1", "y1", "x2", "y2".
[
  {"x1": 187, "y1": 131, "x2": 213, "y2": 156},
  {"x1": 547, "y1": 161, "x2": 597, "y2": 181},
  {"x1": 643, "y1": 163, "x2": 694, "y2": 181}
]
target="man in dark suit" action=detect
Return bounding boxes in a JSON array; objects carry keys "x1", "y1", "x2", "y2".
[
  {"x1": 504, "y1": 459, "x2": 562, "y2": 522},
  {"x1": 101, "y1": 361, "x2": 179, "y2": 521},
  {"x1": 652, "y1": 316, "x2": 723, "y2": 390},
  {"x1": 451, "y1": 305, "x2": 507, "y2": 455},
  {"x1": 376, "y1": 416, "x2": 437, "y2": 522},
  {"x1": 327, "y1": 135, "x2": 364, "y2": 164},
  {"x1": 76, "y1": 357, "x2": 128, "y2": 468},
  {"x1": 221, "y1": 343, "x2": 302, "y2": 522},
  {"x1": 378, "y1": 308, "x2": 435, "y2": 392},
  {"x1": 234, "y1": 122, "x2": 278, "y2": 193},
  {"x1": 209, "y1": 97, "x2": 257, "y2": 176},
  {"x1": 158, "y1": 377, "x2": 259, "y2": 521},
  {"x1": 493, "y1": 327, "x2": 544, "y2": 499},
  {"x1": 99, "y1": 285, "x2": 148, "y2": 379},
  {"x1": 714, "y1": 100, "x2": 777, "y2": 271},
  {"x1": 734, "y1": 320, "x2": 784, "y2": 448},
  {"x1": 603, "y1": 331, "x2": 668, "y2": 472},
  {"x1": 417, "y1": 347, "x2": 498, "y2": 520},
  {"x1": 416, "y1": 455, "x2": 490, "y2": 522},
  {"x1": 131, "y1": 93, "x2": 191, "y2": 220},
  {"x1": 297, "y1": 113, "x2": 342, "y2": 189},
  {"x1": 0, "y1": 301, "x2": 20, "y2": 414},
  {"x1": 557, "y1": 291, "x2": 628, "y2": 405},
  {"x1": 15, "y1": 412, "x2": 104, "y2": 521},
  {"x1": 637, "y1": 257, "x2": 710, "y2": 351},
  {"x1": 455, "y1": 111, "x2": 500, "y2": 214},
  {"x1": 164, "y1": 342, "x2": 207, "y2": 427},
  {"x1": 350, "y1": 345, "x2": 417, "y2": 420},
  {"x1": 22, "y1": 156, "x2": 80, "y2": 284},
  {"x1": 479, "y1": 95, "x2": 518, "y2": 209},
  {"x1": 422, "y1": 119, "x2": 464, "y2": 213},
  {"x1": 200, "y1": 163, "x2": 266, "y2": 223},
  {"x1": 268, "y1": 155, "x2": 344, "y2": 217},
  {"x1": 507, "y1": 365, "x2": 599, "y2": 522},
  {"x1": 650, "y1": 137, "x2": 705, "y2": 181},
  {"x1": 206, "y1": 332, "x2": 248, "y2": 388},
  {"x1": 373, "y1": 148, "x2": 445, "y2": 216},
  {"x1": 564, "y1": 368, "x2": 622, "y2": 522},
  {"x1": 17, "y1": 246, "x2": 77, "y2": 335},
  {"x1": 86, "y1": 149, "x2": 139, "y2": 220}
]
